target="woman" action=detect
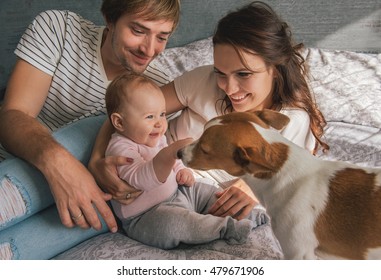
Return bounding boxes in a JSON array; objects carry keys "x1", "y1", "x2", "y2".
[{"x1": 89, "y1": 1, "x2": 328, "y2": 222}]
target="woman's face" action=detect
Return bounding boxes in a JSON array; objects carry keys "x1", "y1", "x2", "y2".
[{"x1": 213, "y1": 44, "x2": 275, "y2": 112}]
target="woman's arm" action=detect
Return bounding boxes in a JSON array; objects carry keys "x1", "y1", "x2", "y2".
[
  {"x1": 161, "y1": 81, "x2": 185, "y2": 114},
  {"x1": 161, "y1": 77, "x2": 258, "y2": 220}
]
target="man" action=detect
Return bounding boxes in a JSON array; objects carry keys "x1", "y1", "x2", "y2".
[{"x1": 0, "y1": 0, "x2": 180, "y2": 233}]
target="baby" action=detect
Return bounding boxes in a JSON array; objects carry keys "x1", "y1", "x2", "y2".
[{"x1": 105, "y1": 72, "x2": 266, "y2": 249}]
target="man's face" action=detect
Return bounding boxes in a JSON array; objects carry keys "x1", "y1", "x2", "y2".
[{"x1": 108, "y1": 13, "x2": 174, "y2": 73}]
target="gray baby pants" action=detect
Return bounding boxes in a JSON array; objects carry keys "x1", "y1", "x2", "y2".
[{"x1": 123, "y1": 180, "x2": 268, "y2": 249}]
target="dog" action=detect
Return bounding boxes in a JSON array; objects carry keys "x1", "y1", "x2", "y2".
[{"x1": 178, "y1": 109, "x2": 381, "y2": 259}]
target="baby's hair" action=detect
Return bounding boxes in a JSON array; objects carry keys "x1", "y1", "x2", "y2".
[{"x1": 105, "y1": 71, "x2": 159, "y2": 120}]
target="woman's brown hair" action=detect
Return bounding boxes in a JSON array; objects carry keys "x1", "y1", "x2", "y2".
[{"x1": 213, "y1": 1, "x2": 329, "y2": 153}]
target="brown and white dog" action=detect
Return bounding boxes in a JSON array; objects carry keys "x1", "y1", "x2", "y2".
[{"x1": 178, "y1": 109, "x2": 381, "y2": 260}]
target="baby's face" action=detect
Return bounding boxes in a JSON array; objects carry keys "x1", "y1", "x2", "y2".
[{"x1": 121, "y1": 83, "x2": 168, "y2": 147}]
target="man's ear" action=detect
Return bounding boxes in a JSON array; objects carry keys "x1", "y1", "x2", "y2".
[{"x1": 110, "y1": 113, "x2": 124, "y2": 132}]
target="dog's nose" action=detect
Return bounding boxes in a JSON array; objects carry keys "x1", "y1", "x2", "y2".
[{"x1": 177, "y1": 149, "x2": 183, "y2": 159}]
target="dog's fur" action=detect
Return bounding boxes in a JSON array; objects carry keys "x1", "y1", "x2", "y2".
[{"x1": 178, "y1": 110, "x2": 381, "y2": 259}]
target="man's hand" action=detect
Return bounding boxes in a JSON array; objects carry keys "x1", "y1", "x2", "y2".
[
  {"x1": 88, "y1": 155, "x2": 142, "y2": 204},
  {"x1": 45, "y1": 150, "x2": 118, "y2": 232}
]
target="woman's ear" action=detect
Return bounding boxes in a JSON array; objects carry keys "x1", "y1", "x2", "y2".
[{"x1": 110, "y1": 113, "x2": 124, "y2": 132}]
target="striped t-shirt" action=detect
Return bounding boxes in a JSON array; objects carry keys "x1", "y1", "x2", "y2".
[{"x1": 0, "y1": 10, "x2": 169, "y2": 160}]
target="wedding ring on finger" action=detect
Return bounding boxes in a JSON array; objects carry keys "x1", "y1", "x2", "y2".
[
  {"x1": 71, "y1": 212, "x2": 84, "y2": 221},
  {"x1": 126, "y1": 193, "x2": 131, "y2": 199}
]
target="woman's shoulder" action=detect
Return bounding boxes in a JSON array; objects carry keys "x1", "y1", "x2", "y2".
[
  {"x1": 279, "y1": 108, "x2": 315, "y2": 152},
  {"x1": 184, "y1": 64, "x2": 214, "y2": 77},
  {"x1": 180, "y1": 65, "x2": 217, "y2": 90},
  {"x1": 280, "y1": 108, "x2": 311, "y2": 124},
  {"x1": 174, "y1": 64, "x2": 217, "y2": 95}
]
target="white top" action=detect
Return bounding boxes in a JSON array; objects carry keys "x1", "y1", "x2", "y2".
[
  {"x1": 167, "y1": 65, "x2": 316, "y2": 152},
  {"x1": 167, "y1": 65, "x2": 316, "y2": 185}
]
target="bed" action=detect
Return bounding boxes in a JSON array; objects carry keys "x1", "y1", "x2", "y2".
[
  {"x1": 54, "y1": 40, "x2": 381, "y2": 259},
  {"x1": 0, "y1": 0, "x2": 380, "y2": 260}
]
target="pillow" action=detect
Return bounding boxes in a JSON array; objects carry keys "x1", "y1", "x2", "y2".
[{"x1": 155, "y1": 37, "x2": 213, "y2": 81}]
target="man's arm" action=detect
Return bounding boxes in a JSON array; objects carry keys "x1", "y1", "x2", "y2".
[
  {"x1": 88, "y1": 118, "x2": 141, "y2": 203},
  {"x1": 0, "y1": 60, "x2": 56, "y2": 160},
  {"x1": 0, "y1": 59, "x2": 117, "y2": 232}
]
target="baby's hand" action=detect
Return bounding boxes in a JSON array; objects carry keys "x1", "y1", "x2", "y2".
[{"x1": 176, "y1": 168, "x2": 195, "y2": 187}]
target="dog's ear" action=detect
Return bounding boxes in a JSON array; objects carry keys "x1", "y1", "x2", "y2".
[
  {"x1": 233, "y1": 146, "x2": 274, "y2": 179},
  {"x1": 254, "y1": 109, "x2": 290, "y2": 130},
  {"x1": 233, "y1": 146, "x2": 251, "y2": 167},
  {"x1": 234, "y1": 143, "x2": 288, "y2": 179}
]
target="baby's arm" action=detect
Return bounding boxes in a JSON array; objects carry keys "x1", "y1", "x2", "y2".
[{"x1": 152, "y1": 138, "x2": 193, "y2": 183}]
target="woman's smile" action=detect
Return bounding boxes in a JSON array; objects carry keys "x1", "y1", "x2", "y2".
[{"x1": 229, "y1": 93, "x2": 251, "y2": 104}]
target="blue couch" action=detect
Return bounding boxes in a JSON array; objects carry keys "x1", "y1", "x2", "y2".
[{"x1": 0, "y1": 0, "x2": 380, "y2": 260}]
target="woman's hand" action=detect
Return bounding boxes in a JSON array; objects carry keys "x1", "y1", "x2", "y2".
[
  {"x1": 88, "y1": 155, "x2": 142, "y2": 204},
  {"x1": 208, "y1": 178, "x2": 259, "y2": 220}
]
